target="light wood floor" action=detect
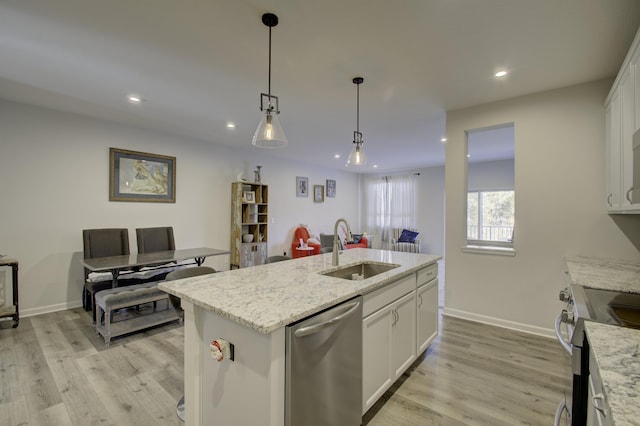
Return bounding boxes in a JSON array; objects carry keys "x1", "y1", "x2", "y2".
[{"x1": 0, "y1": 308, "x2": 571, "y2": 425}]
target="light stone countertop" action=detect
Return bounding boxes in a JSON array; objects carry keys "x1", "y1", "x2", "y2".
[
  {"x1": 584, "y1": 321, "x2": 640, "y2": 425},
  {"x1": 159, "y1": 248, "x2": 440, "y2": 334},
  {"x1": 565, "y1": 256, "x2": 640, "y2": 294}
]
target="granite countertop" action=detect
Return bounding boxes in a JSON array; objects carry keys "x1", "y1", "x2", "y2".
[
  {"x1": 584, "y1": 321, "x2": 640, "y2": 425},
  {"x1": 159, "y1": 248, "x2": 440, "y2": 334},
  {"x1": 565, "y1": 256, "x2": 640, "y2": 294}
]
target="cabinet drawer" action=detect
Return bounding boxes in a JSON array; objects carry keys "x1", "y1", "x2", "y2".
[
  {"x1": 417, "y1": 263, "x2": 438, "y2": 287},
  {"x1": 363, "y1": 274, "x2": 415, "y2": 317}
]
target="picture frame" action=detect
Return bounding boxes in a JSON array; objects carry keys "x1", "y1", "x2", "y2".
[
  {"x1": 109, "y1": 147, "x2": 176, "y2": 203},
  {"x1": 296, "y1": 176, "x2": 309, "y2": 197},
  {"x1": 314, "y1": 185, "x2": 324, "y2": 203},
  {"x1": 326, "y1": 179, "x2": 336, "y2": 198},
  {"x1": 242, "y1": 191, "x2": 255, "y2": 203}
]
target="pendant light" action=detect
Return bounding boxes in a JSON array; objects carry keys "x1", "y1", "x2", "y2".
[
  {"x1": 346, "y1": 77, "x2": 368, "y2": 166},
  {"x1": 252, "y1": 13, "x2": 288, "y2": 149}
]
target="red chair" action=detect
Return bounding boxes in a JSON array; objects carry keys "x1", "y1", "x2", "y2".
[{"x1": 291, "y1": 227, "x2": 321, "y2": 258}]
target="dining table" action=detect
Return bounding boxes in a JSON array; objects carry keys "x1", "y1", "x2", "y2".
[{"x1": 81, "y1": 247, "x2": 229, "y2": 289}]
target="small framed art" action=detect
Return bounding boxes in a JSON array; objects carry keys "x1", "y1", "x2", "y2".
[
  {"x1": 296, "y1": 176, "x2": 309, "y2": 197},
  {"x1": 314, "y1": 185, "x2": 324, "y2": 203},
  {"x1": 326, "y1": 179, "x2": 336, "y2": 198},
  {"x1": 242, "y1": 191, "x2": 256, "y2": 203}
]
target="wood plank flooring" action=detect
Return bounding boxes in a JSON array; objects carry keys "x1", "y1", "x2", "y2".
[{"x1": 0, "y1": 308, "x2": 571, "y2": 425}]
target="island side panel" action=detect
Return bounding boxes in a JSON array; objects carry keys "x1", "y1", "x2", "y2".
[
  {"x1": 196, "y1": 304, "x2": 285, "y2": 425},
  {"x1": 183, "y1": 301, "x2": 202, "y2": 425}
]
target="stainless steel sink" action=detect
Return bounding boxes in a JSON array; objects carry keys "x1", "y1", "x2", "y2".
[{"x1": 320, "y1": 262, "x2": 400, "y2": 280}]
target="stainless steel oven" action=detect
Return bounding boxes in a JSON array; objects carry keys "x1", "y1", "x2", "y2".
[{"x1": 554, "y1": 275, "x2": 640, "y2": 425}]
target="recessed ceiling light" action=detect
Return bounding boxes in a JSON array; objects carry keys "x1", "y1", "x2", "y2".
[
  {"x1": 373, "y1": 164, "x2": 378, "y2": 168},
  {"x1": 440, "y1": 137, "x2": 447, "y2": 143},
  {"x1": 495, "y1": 70, "x2": 508, "y2": 78},
  {"x1": 334, "y1": 154, "x2": 340, "y2": 159},
  {"x1": 127, "y1": 94, "x2": 143, "y2": 103},
  {"x1": 466, "y1": 154, "x2": 471, "y2": 158},
  {"x1": 226, "y1": 122, "x2": 236, "y2": 129}
]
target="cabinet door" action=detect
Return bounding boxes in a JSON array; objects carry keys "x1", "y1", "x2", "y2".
[
  {"x1": 417, "y1": 279, "x2": 438, "y2": 354},
  {"x1": 619, "y1": 67, "x2": 638, "y2": 210},
  {"x1": 605, "y1": 93, "x2": 622, "y2": 211},
  {"x1": 391, "y1": 291, "x2": 416, "y2": 380},
  {"x1": 586, "y1": 375, "x2": 608, "y2": 426},
  {"x1": 362, "y1": 304, "x2": 393, "y2": 414}
]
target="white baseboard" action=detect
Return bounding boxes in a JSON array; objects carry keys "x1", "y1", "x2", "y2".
[
  {"x1": 21, "y1": 300, "x2": 84, "y2": 318},
  {"x1": 442, "y1": 307, "x2": 556, "y2": 339}
]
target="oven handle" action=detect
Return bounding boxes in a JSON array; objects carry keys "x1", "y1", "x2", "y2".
[
  {"x1": 554, "y1": 398, "x2": 571, "y2": 426},
  {"x1": 554, "y1": 311, "x2": 572, "y2": 354}
]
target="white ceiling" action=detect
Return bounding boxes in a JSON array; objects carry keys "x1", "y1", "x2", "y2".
[{"x1": 1, "y1": 0, "x2": 639, "y2": 172}]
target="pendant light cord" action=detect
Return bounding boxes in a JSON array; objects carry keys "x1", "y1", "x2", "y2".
[
  {"x1": 356, "y1": 82, "x2": 360, "y2": 133},
  {"x1": 268, "y1": 25, "x2": 272, "y2": 99}
]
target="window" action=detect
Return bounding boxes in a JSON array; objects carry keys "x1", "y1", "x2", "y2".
[
  {"x1": 465, "y1": 123, "x2": 515, "y2": 254},
  {"x1": 364, "y1": 175, "x2": 416, "y2": 249},
  {"x1": 467, "y1": 190, "x2": 514, "y2": 245}
]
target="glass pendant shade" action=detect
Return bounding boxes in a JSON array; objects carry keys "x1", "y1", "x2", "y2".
[
  {"x1": 252, "y1": 110, "x2": 287, "y2": 148},
  {"x1": 346, "y1": 132, "x2": 368, "y2": 166}
]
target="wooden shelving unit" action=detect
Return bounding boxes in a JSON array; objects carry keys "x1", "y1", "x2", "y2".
[{"x1": 230, "y1": 182, "x2": 268, "y2": 268}]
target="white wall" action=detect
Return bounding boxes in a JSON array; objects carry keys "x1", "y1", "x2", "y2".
[
  {"x1": 0, "y1": 99, "x2": 360, "y2": 316},
  {"x1": 445, "y1": 79, "x2": 640, "y2": 336}
]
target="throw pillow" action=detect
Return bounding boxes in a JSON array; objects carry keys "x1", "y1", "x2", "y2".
[
  {"x1": 398, "y1": 229, "x2": 419, "y2": 243},
  {"x1": 350, "y1": 234, "x2": 363, "y2": 244}
]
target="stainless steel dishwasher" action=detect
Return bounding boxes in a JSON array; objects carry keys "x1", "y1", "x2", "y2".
[{"x1": 286, "y1": 296, "x2": 363, "y2": 426}]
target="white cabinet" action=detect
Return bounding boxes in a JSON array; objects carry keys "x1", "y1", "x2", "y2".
[
  {"x1": 417, "y1": 278, "x2": 438, "y2": 354},
  {"x1": 362, "y1": 290, "x2": 416, "y2": 413},
  {"x1": 362, "y1": 263, "x2": 439, "y2": 414},
  {"x1": 605, "y1": 92, "x2": 622, "y2": 210},
  {"x1": 586, "y1": 348, "x2": 612, "y2": 426},
  {"x1": 605, "y1": 27, "x2": 640, "y2": 213}
]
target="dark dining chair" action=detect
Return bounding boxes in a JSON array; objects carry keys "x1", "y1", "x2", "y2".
[
  {"x1": 82, "y1": 228, "x2": 131, "y2": 316},
  {"x1": 136, "y1": 226, "x2": 176, "y2": 253},
  {"x1": 164, "y1": 266, "x2": 216, "y2": 422}
]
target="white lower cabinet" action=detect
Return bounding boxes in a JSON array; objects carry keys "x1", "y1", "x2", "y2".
[
  {"x1": 362, "y1": 291, "x2": 416, "y2": 413},
  {"x1": 587, "y1": 349, "x2": 612, "y2": 426},
  {"x1": 362, "y1": 264, "x2": 439, "y2": 414},
  {"x1": 417, "y1": 278, "x2": 438, "y2": 354}
]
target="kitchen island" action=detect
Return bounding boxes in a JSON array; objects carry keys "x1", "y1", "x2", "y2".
[{"x1": 159, "y1": 248, "x2": 440, "y2": 425}]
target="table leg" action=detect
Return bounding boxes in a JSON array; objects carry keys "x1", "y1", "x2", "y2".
[
  {"x1": 11, "y1": 263, "x2": 18, "y2": 328},
  {"x1": 111, "y1": 268, "x2": 121, "y2": 288}
]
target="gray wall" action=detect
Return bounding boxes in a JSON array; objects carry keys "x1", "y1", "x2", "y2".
[
  {"x1": 0, "y1": 99, "x2": 361, "y2": 315},
  {"x1": 445, "y1": 79, "x2": 640, "y2": 336}
]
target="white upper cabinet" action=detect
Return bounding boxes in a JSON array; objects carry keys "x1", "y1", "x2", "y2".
[{"x1": 605, "y1": 27, "x2": 640, "y2": 213}]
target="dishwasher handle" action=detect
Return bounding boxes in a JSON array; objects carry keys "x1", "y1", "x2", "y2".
[{"x1": 294, "y1": 300, "x2": 361, "y2": 338}]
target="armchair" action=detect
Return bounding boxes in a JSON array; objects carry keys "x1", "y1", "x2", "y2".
[
  {"x1": 291, "y1": 226, "x2": 321, "y2": 258},
  {"x1": 390, "y1": 228, "x2": 421, "y2": 253}
]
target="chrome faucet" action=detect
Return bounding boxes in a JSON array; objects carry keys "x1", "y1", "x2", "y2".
[{"x1": 332, "y1": 218, "x2": 352, "y2": 266}]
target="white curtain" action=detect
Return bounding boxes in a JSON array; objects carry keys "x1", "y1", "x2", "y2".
[{"x1": 363, "y1": 175, "x2": 416, "y2": 249}]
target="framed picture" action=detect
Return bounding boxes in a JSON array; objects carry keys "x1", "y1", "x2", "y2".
[
  {"x1": 109, "y1": 147, "x2": 176, "y2": 202},
  {"x1": 242, "y1": 191, "x2": 255, "y2": 203},
  {"x1": 314, "y1": 185, "x2": 324, "y2": 203},
  {"x1": 296, "y1": 176, "x2": 309, "y2": 197},
  {"x1": 326, "y1": 179, "x2": 336, "y2": 198}
]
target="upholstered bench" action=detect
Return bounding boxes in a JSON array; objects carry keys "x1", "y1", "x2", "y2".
[{"x1": 94, "y1": 281, "x2": 178, "y2": 344}]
